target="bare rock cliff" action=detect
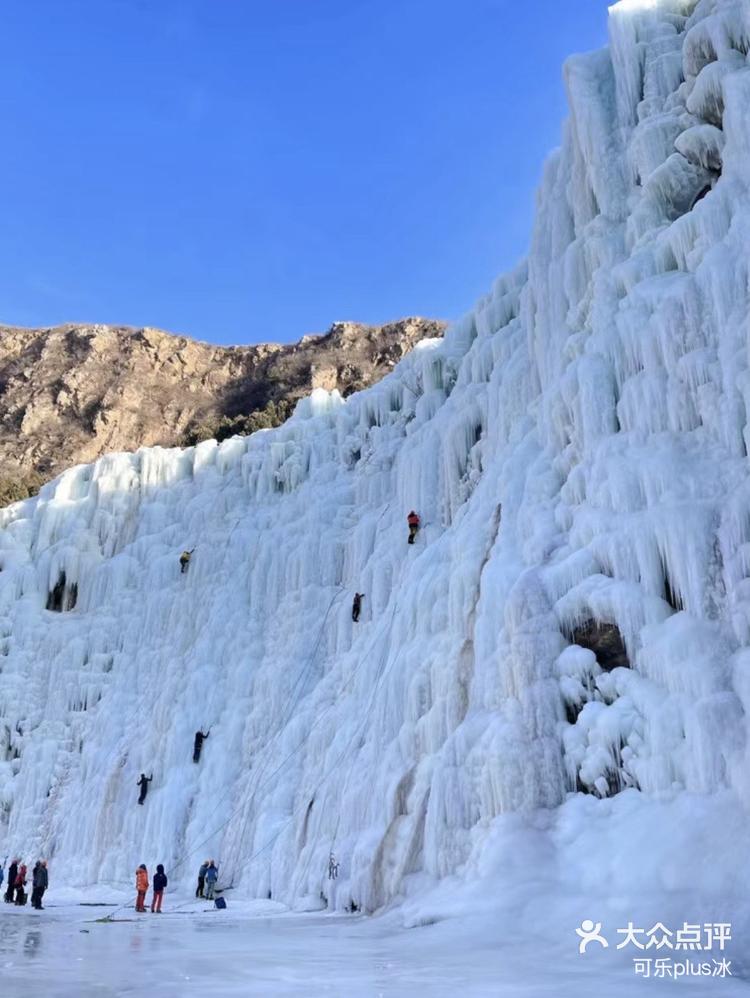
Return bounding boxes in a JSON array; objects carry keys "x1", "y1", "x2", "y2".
[{"x1": 0, "y1": 317, "x2": 444, "y2": 499}]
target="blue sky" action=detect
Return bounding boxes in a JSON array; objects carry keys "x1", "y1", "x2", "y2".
[{"x1": 1, "y1": 1, "x2": 609, "y2": 345}]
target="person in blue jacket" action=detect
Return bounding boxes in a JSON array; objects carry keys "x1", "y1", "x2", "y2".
[
  {"x1": 151, "y1": 864, "x2": 168, "y2": 913},
  {"x1": 204, "y1": 861, "x2": 219, "y2": 900}
]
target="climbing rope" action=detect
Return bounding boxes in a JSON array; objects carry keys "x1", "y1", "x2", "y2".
[
  {"x1": 221, "y1": 584, "x2": 346, "y2": 884},
  {"x1": 167, "y1": 585, "x2": 345, "y2": 882},
  {"x1": 291, "y1": 599, "x2": 400, "y2": 897}
]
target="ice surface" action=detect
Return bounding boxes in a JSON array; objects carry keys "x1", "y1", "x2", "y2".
[
  {"x1": 0, "y1": 897, "x2": 746, "y2": 998},
  {"x1": 1, "y1": 0, "x2": 750, "y2": 972}
]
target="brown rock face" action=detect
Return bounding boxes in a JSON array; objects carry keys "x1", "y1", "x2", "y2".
[{"x1": 0, "y1": 317, "x2": 445, "y2": 485}]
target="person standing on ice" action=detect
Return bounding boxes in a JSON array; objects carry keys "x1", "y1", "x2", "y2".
[
  {"x1": 31, "y1": 860, "x2": 48, "y2": 909},
  {"x1": 204, "y1": 860, "x2": 218, "y2": 900},
  {"x1": 137, "y1": 772, "x2": 152, "y2": 805},
  {"x1": 135, "y1": 864, "x2": 149, "y2": 912},
  {"x1": 352, "y1": 593, "x2": 364, "y2": 622},
  {"x1": 4, "y1": 859, "x2": 17, "y2": 903},
  {"x1": 31, "y1": 861, "x2": 43, "y2": 909},
  {"x1": 196, "y1": 860, "x2": 209, "y2": 898},
  {"x1": 179, "y1": 549, "x2": 194, "y2": 574},
  {"x1": 36, "y1": 861, "x2": 48, "y2": 909},
  {"x1": 151, "y1": 864, "x2": 167, "y2": 913},
  {"x1": 14, "y1": 863, "x2": 27, "y2": 905},
  {"x1": 407, "y1": 511, "x2": 420, "y2": 544},
  {"x1": 193, "y1": 729, "x2": 210, "y2": 763}
]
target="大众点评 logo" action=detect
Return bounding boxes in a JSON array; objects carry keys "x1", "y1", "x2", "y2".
[{"x1": 575, "y1": 921, "x2": 733, "y2": 978}]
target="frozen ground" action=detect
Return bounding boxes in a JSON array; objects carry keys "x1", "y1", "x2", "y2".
[{"x1": 1, "y1": 896, "x2": 747, "y2": 998}]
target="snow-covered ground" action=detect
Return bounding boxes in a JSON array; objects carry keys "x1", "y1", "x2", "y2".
[{"x1": 2, "y1": 0, "x2": 750, "y2": 992}]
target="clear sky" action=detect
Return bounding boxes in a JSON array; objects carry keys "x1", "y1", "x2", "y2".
[{"x1": 0, "y1": 0, "x2": 610, "y2": 346}]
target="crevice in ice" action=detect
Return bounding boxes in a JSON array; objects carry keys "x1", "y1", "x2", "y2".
[
  {"x1": 300, "y1": 798, "x2": 315, "y2": 848},
  {"x1": 565, "y1": 619, "x2": 630, "y2": 672},
  {"x1": 46, "y1": 572, "x2": 78, "y2": 613},
  {"x1": 662, "y1": 564, "x2": 684, "y2": 612},
  {"x1": 690, "y1": 182, "x2": 713, "y2": 209}
]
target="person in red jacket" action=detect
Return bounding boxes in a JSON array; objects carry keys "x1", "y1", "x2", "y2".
[
  {"x1": 14, "y1": 863, "x2": 27, "y2": 905},
  {"x1": 135, "y1": 865, "x2": 149, "y2": 912},
  {"x1": 407, "y1": 511, "x2": 420, "y2": 544}
]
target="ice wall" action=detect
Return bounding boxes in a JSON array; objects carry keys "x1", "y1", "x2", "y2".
[{"x1": 1, "y1": 0, "x2": 750, "y2": 913}]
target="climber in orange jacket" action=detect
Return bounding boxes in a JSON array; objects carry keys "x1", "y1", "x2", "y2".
[
  {"x1": 135, "y1": 864, "x2": 149, "y2": 912},
  {"x1": 407, "y1": 511, "x2": 420, "y2": 545}
]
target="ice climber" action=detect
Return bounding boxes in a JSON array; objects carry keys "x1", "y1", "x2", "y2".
[
  {"x1": 193, "y1": 729, "x2": 210, "y2": 763},
  {"x1": 196, "y1": 860, "x2": 209, "y2": 898},
  {"x1": 407, "y1": 510, "x2": 420, "y2": 544},
  {"x1": 352, "y1": 592, "x2": 364, "y2": 622},
  {"x1": 151, "y1": 864, "x2": 167, "y2": 913},
  {"x1": 4, "y1": 859, "x2": 17, "y2": 903},
  {"x1": 137, "y1": 772, "x2": 153, "y2": 805},
  {"x1": 205, "y1": 860, "x2": 218, "y2": 900},
  {"x1": 135, "y1": 864, "x2": 149, "y2": 912},
  {"x1": 180, "y1": 549, "x2": 194, "y2": 574}
]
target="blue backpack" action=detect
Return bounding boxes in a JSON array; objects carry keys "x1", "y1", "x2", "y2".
[{"x1": 215, "y1": 896, "x2": 226, "y2": 910}]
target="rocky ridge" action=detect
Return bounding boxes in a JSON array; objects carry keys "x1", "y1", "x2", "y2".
[{"x1": 0, "y1": 316, "x2": 444, "y2": 501}]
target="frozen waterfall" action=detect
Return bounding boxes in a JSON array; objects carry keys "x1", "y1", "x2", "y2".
[{"x1": 1, "y1": 0, "x2": 750, "y2": 920}]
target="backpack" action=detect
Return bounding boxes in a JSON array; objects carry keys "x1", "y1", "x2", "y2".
[{"x1": 214, "y1": 896, "x2": 226, "y2": 910}]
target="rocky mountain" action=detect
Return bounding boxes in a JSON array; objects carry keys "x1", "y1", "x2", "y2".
[{"x1": 0, "y1": 317, "x2": 444, "y2": 499}]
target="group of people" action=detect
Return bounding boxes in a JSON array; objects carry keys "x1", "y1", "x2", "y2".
[
  {"x1": 195, "y1": 860, "x2": 219, "y2": 900},
  {"x1": 135, "y1": 863, "x2": 168, "y2": 913},
  {"x1": 134, "y1": 860, "x2": 219, "y2": 912},
  {"x1": 1, "y1": 859, "x2": 48, "y2": 909}
]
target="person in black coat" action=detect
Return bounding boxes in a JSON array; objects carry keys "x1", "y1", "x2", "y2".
[
  {"x1": 151, "y1": 864, "x2": 167, "y2": 913},
  {"x1": 31, "y1": 862, "x2": 42, "y2": 909},
  {"x1": 31, "y1": 861, "x2": 48, "y2": 910},
  {"x1": 137, "y1": 773, "x2": 152, "y2": 805},
  {"x1": 352, "y1": 593, "x2": 364, "y2": 623},
  {"x1": 193, "y1": 730, "x2": 209, "y2": 763},
  {"x1": 196, "y1": 860, "x2": 208, "y2": 898},
  {"x1": 4, "y1": 860, "x2": 17, "y2": 904}
]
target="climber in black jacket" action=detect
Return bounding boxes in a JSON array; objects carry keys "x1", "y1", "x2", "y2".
[
  {"x1": 193, "y1": 730, "x2": 210, "y2": 763},
  {"x1": 352, "y1": 593, "x2": 364, "y2": 623},
  {"x1": 137, "y1": 773, "x2": 152, "y2": 805}
]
